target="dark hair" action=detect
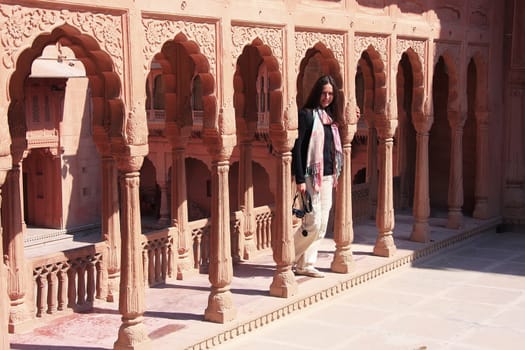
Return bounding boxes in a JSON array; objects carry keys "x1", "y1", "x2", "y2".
[{"x1": 302, "y1": 75, "x2": 340, "y2": 123}]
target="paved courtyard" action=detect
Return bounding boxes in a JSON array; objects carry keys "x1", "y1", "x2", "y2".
[{"x1": 10, "y1": 214, "x2": 523, "y2": 350}]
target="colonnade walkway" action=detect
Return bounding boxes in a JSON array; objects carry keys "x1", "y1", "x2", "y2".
[{"x1": 11, "y1": 212, "x2": 519, "y2": 350}]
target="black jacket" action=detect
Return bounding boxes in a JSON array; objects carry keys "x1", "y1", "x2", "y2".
[{"x1": 292, "y1": 108, "x2": 314, "y2": 184}]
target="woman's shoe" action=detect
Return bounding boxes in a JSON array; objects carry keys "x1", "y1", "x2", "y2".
[{"x1": 295, "y1": 266, "x2": 325, "y2": 278}]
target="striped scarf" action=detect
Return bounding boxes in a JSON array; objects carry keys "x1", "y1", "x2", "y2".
[{"x1": 305, "y1": 108, "x2": 343, "y2": 192}]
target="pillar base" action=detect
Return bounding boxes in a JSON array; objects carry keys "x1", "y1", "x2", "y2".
[
  {"x1": 242, "y1": 238, "x2": 258, "y2": 261},
  {"x1": 373, "y1": 234, "x2": 396, "y2": 257},
  {"x1": 106, "y1": 274, "x2": 120, "y2": 302},
  {"x1": 447, "y1": 210, "x2": 463, "y2": 229},
  {"x1": 269, "y1": 269, "x2": 298, "y2": 298},
  {"x1": 177, "y1": 256, "x2": 198, "y2": 280},
  {"x1": 156, "y1": 216, "x2": 170, "y2": 228},
  {"x1": 8, "y1": 302, "x2": 33, "y2": 334},
  {"x1": 410, "y1": 221, "x2": 430, "y2": 243},
  {"x1": 114, "y1": 317, "x2": 151, "y2": 350},
  {"x1": 473, "y1": 200, "x2": 489, "y2": 219},
  {"x1": 204, "y1": 289, "x2": 237, "y2": 323},
  {"x1": 330, "y1": 248, "x2": 355, "y2": 273}
]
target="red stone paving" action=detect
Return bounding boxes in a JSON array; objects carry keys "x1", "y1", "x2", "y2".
[{"x1": 9, "y1": 213, "x2": 501, "y2": 350}]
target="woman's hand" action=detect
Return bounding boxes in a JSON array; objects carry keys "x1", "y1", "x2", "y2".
[{"x1": 296, "y1": 182, "x2": 306, "y2": 194}]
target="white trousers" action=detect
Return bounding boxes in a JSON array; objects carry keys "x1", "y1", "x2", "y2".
[{"x1": 296, "y1": 175, "x2": 334, "y2": 269}]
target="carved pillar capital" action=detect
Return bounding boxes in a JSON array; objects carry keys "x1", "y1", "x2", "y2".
[
  {"x1": 269, "y1": 125, "x2": 297, "y2": 154},
  {"x1": 412, "y1": 112, "x2": 433, "y2": 134},
  {"x1": 448, "y1": 109, "x2": 466, "y2": 129},
  {"x1": 375, "y1": 118, "x2": 398, "y2": 139},
  {"x1": 114, "y1": 153, "x2": 145, "y2": 173}
]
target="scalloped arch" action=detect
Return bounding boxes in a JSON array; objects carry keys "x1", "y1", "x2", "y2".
[
  {"x1": 435, "y1": 51, "x2": 459, "y2": 111},
  {"x1": 8, "y1": 23, "x2": 123, "y2": 150},
  {"x1": 402, "y1": 48, "x2": 425, "y2": 113},
  {"x1": 153, "y1": 33, "x2": 215, "y2": 129},
  {"x1": 357, "y1": 45, "x2": 387, "y2": 114},
  {"x1": 470, "y1": 51, "x2": 488, "y2": 114},
  {"x1": 297, "y1": 42, "x2": 342, "y2": 109},
  {"x1": 233, "y1": 37, "x2": 283, "y2": 128}
]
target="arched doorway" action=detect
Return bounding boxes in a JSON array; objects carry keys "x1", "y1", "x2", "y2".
[
  {"x1": 396, "y1": 52, "x2": 417, "y2": 209},
  {"x1": 463, "y1": 58, "x2": 478, "y2": 215},
  {"x1": 430, "y1": 56, "x2": 451, "y2": 213}
]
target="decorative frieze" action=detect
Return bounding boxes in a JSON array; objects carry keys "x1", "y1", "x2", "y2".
[
  {"x1": 232, "y1": 25, "x2": 283, "y2": 73},
  {"x1": 142, "y1": 17, "x2": 217, "y2": 77},
  {"x1": 0, "y1": 4, "x2": 123, "y2": 77},
  {"x1": 295, "y1": 31, "x2": 345, "y2": 74},
  {"x1": 354, "y1": 34, "x2": 387, "y2": 69},
  {"x1": 396, "y1": 38, "x2": 426, "y2": 70}
]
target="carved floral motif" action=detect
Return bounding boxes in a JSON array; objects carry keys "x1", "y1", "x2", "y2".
[
  {"x1": 396, "y1": 38, "x2": 426, "y2": 70},
  {"x1": 231, "y1": 25, "x2": 283, "y2": 72},
  {"x1": 354, "y1": 35, "x2": 387, "y2": 68},
  {"x1": 142, "y1": 18, "x2": 216, "y2": 77},
  {"x1": 0, "y1": 4, "x2": 123, "y2": 76},
  {"x1": 295, "y1": 31, "x2": 344, "y2": 73}
]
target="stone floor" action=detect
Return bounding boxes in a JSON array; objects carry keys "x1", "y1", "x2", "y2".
[{"x1": 9, "y1": 213, "x2": 506, "y2": 350}]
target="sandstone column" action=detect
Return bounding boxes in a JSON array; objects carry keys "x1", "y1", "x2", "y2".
[
  {"x1": 204, "y1": 134, "x2": 237, "y2": 323},
  {"x1": 238, "y1": 137, "x2": 257, "y2": 260},
  {"x1": 0, "y1": 167, "x2": 9, "y2": 350},
  {"x1": 373, "y1": 119, "x2": 398, "y2": 257},
  {"x1": 101, "y1": 154, "x2": 121, "y2": 302},
  {"x1": 331, "y1": 103, "x2": 358, "y2": 273},
  {"x1": 114, "y1": 156, "x2": 151, "y2": 350},
  {"x1": 170, "y1": 134, "x2": 195, "y2": 279},
  {"x1": 365, "y1": 112, "x2": 378, "y2": 217},
  {"x1": 473, "y1": 111, "x2": 489, "y2": 219},
  {"x1": 269, "y1": 123, "x2": 298, "y2": 298},
  {"x1": 2, "y1": 162, "x2": 32, "y2": 333},
  {"x1": 410, "y1": 112, "x2": 433, "y2": 243},
  {"x1": 447, "y1": 110, "x2": 465, "y2": 229}
]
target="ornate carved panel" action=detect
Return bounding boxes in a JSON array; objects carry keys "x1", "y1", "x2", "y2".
[
  {"x1": 396, "y1": 38, "x2": 426, "y2": 70},
  {"x1": 231, "y1": 25, "x2": 283, "y2": 72},
  {"x1": 434, "y1": 6, "x2": 461, "y2": 23},
  {"x1": 142, "y1": 17, "x2": 217, "y2": 77},
  {"x1": 295, "y1": 31, "x2": 344, "y2": 74},
  {"x1": 469, "y1": 0, "x2": 489, "y2": 27},
  {"x1": 354, "y1": 34, "x2": 387, "y2": 68},
  {"x1": 434, "y1": 41, "x2": 460, "y2": 73},
  {"x1": 0, "y1": 4, "x2": 124, "y2": 77}
]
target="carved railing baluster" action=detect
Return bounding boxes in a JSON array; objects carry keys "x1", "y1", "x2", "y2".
[{"x1": 46, "y1": 264, "x2": 58, "y2": 314}]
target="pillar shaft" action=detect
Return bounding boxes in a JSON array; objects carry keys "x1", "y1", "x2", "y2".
[
  {"x1": 2, "y1": 165, "x2": 32, "y2": 333},
  {"x1": 447, "y1": 112, "x2": 465, "y2": 229},
  {"x1": 331, "y1": 120, "x2": 357, "y2": 273},
  {"x1": 172, "y1": 146, "x2": 195, "y2": 278},
  {"x1": 102, "y1": 156, "x2": 121, "y2": 302},
  {"x1": 0, "y1": 169, "x2": 10, "y2": 350},
  {"x1": 411, "y1": 115, "x2": 432, "y2": 242},
  {"x1": 204, "y1": 158, "x2": 237, "y2": 322},
  {"x1": 114, "y1": 166, "x2": 150, "y2": 350},
  {"x1": 374, "y1": 119, "x2": 397, "y2": 257},
  {"x1": 238, "y1": 142, "x2": 256, "y2": 260},
  {"x1": 473, "y1": 113, "x2": 489, "y2": 219}
]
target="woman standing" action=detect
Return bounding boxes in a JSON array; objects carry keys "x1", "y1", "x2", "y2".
[{"x1": 292, "y1": 75, "x2": 343, "y2": 278}]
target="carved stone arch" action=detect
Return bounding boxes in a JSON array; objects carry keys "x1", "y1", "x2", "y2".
[
  {"x1": 233, "y1": 37, "x2": 282, "y2": 129},
  {"x1": 296, "y1": 42, "x2": 343, "y2": 110},
  {"x1": 357, "y1": 45, "x2": 387, "y2": 114},
  {"x1": 470, "y1": 51, "x2": 488, "y2": 116},
  {"x1": 436, "y1": 51, "x2": 460, "y2": 114},
  {"x1": 402, "y1": 48, "x2": 425, "y2": 114},
  {"x1": 7, "y1": 23, "x2": 123, "y2": 160},
  {"x1": 153, "y1": 33, "x2": 216, "y2": 130}
]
